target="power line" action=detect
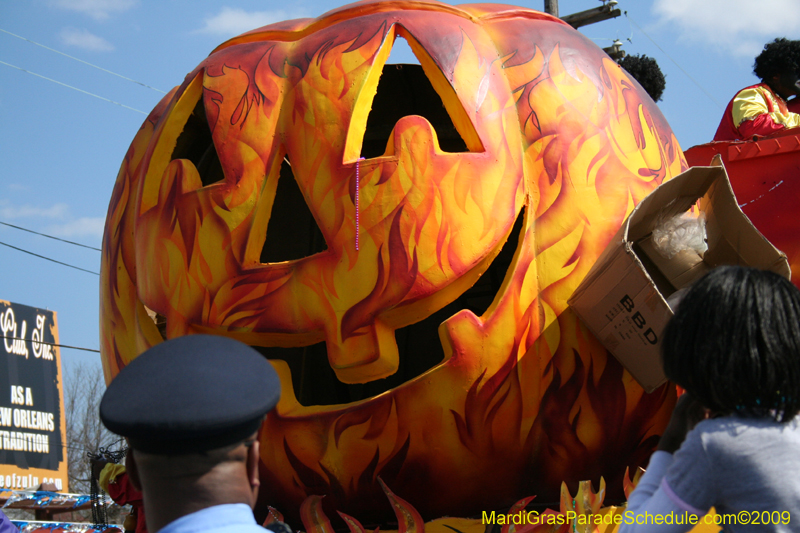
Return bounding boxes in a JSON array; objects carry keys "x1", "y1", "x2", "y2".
[
  {"x1": 624, "y1": 12, "x2": 723, "y2": 110},
  {"x1": 0, "y1": 60, "x2": 148, "y2": 115},
  {"x1": 0, "y1": 221, "x2": 101, "y2": 251},
  {"x1": 0, "y1": 335, "x2": 100, "y2": 353},
  {"x1": 0, "y1": 28, "x2": 167, "y2": 94},
  {"x1": 0, "y1": 240, "x2": 99, "y2": 275}
]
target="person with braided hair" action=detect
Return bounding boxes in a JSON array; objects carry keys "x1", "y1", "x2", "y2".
[
  {"x1": 714, "y1": 38, "x2": 800, "y2": 141},
  {"x1": 620, "y1": 266, "x2": 800, "y2": 532}
]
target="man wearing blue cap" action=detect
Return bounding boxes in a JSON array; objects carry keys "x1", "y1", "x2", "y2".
[{"x1": 100, "y1": 335, "x2": 282, "y2": 533}]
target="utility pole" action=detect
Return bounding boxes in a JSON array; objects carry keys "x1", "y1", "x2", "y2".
[
  {"x1": 561, "y1": 1, "x2": 621, "y2": 30},
  {"x1": 544, "y1": 0, "x2": 621, "y2": 29},
  {"x1": 545, "y1": 0, "x2": 624, "y2": 59},
  {"x1": 604, "y1": 40, "x2": 625, "y2": 61}
]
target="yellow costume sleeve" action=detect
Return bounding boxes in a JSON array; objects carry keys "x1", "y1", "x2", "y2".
[
  {"x1": 732, "y1": 86, "x2": 800, "y2": 129},
  {"x1": 98, "y1": 463, "x2": 127, "y2": 493}
]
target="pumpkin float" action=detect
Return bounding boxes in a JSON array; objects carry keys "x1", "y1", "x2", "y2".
[{"x1": 100, "y1": 0, "x2": 685, "y2": 524}]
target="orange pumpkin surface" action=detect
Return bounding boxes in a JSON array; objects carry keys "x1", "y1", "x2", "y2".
[{"x1": 100, "y1": 0, "x2": 685, "y2": 524}]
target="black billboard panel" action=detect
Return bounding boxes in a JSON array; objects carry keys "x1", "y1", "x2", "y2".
[{"x1": 0, "y1": 300, "x2": 67, "y2": 491}]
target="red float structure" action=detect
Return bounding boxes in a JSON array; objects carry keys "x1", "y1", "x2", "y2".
[{"x1": 684, "y1": 127, "x2": 800, "y2": 286}]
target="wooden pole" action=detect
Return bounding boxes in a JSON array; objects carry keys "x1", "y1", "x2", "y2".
[
  {"x1": 561, "y1": 2, "x2": 621, "y2": 29},
  {"x1": 544, "y1": 0, "x2": 558, "y2": 17}
]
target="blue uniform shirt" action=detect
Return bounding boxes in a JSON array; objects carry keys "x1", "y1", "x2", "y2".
[{"x1": 159, "y1": 504, "x2": 267, "y2": 533}]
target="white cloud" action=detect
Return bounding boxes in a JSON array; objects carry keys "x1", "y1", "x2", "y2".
[
  {"x1": 44, "y1": 217, "x2": 106, "y2": 238},
  {"x1": 653, "y1": 0, "x2": 800, "y2": 57},
  {"x1": 0, "y1": 201, "x2": 104, "y2": 239},
  {"x1": 0, "y1": 202, "x2": 69, "y2": 220},
  {"x1": 60, "y1": 28, "x2": 114, "y2": 52},
  {"x1": 196, "y1": 7, "x2": 299, "y2": 37},
  {"x1": 51, "y1": 0, "x2": 137, "y2": 21}
]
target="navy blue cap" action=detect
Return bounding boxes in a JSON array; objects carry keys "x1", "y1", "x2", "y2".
[{"x1": 100, "y1": 334, "x2": 280, "y2": 454}]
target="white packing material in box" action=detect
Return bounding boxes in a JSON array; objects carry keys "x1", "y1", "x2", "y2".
[{"x1": 568, "y1": 157, "x2": 790, "y2": 392}]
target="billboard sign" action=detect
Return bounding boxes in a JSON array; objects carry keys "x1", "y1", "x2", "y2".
[{"x1": 0, "y1": 300, "x2": 67, "y2": 491}]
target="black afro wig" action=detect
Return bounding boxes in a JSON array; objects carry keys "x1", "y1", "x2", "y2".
[
  {"x1": 619, "y1": 54, "x2": 666, "y2": 102},
  {"x1": 753, "y1": 38, "x2": 800, "y2": 81}
]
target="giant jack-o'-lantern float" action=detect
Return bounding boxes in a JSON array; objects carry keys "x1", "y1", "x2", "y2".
[{"x1": 100, "y1": 0, "x2": 686, "y2": 524}]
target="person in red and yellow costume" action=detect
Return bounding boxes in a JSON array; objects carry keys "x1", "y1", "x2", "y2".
[
  {"x1": 714, "y1": 38, "x2": 800, "y2": 141},
  {"x1": 790, "y1": 95, "x2": 800, "y2": 114},
  {"x1": 93, "y1": 458, "x2": 146, "y2": 533}
]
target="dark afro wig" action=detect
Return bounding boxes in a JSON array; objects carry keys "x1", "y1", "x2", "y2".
[
  {"x1": 619, "y1": 54, "x2": 666, "y2": 102},
  {"x1": 753, "y1": 38, "x2": 800, "y2": 81}
]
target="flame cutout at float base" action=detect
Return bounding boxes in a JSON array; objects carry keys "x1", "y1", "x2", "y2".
[
  {"x1": 295, "y1": 477, "x2": 614, "y2": 533},
  {"x1": 100, "y1": 0, "x2": 685, "y2": 523},
  {"x1": 287, "y1": 477, "x2": 720, "y2": 533}
]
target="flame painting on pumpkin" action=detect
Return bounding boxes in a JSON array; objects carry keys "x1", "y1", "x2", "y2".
[{"x1": 100, "y1": 0, "x2": 686, "y2": 524}]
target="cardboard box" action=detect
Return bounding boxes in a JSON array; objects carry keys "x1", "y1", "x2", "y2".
[{"x1": 568, "y1": 157, "x2": 791, "y2": 392}]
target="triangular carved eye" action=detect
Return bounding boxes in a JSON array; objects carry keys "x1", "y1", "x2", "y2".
[
  {"x1": 343, "y1": 25, "x2": 484, "y2": 162},
  {"x1": 171, "y1": 97, "x2": 224, "y2": 187},
  {"x1": 259, "y1": 156, "x2": 327, "y2": 264}
]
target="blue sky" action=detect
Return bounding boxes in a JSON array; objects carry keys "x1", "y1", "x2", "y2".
[{"x1": 1, "y1": 0, "x2": 798, "y2": 379}]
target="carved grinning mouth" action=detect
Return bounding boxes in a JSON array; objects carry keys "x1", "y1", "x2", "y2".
[
  {"x1": 254, "y1": 210, "x2": 523, "y2": 407},
  {"x1": 163, "y1": 45, "x2": 521, "y2": 406},
  {"x1": 146, "y1": 208, "x2": 522, "y2": 407}
]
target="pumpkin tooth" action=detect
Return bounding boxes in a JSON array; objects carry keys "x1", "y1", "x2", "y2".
[{"x1": 327, "y1": 320, "x2": 400, "y2": 383}]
